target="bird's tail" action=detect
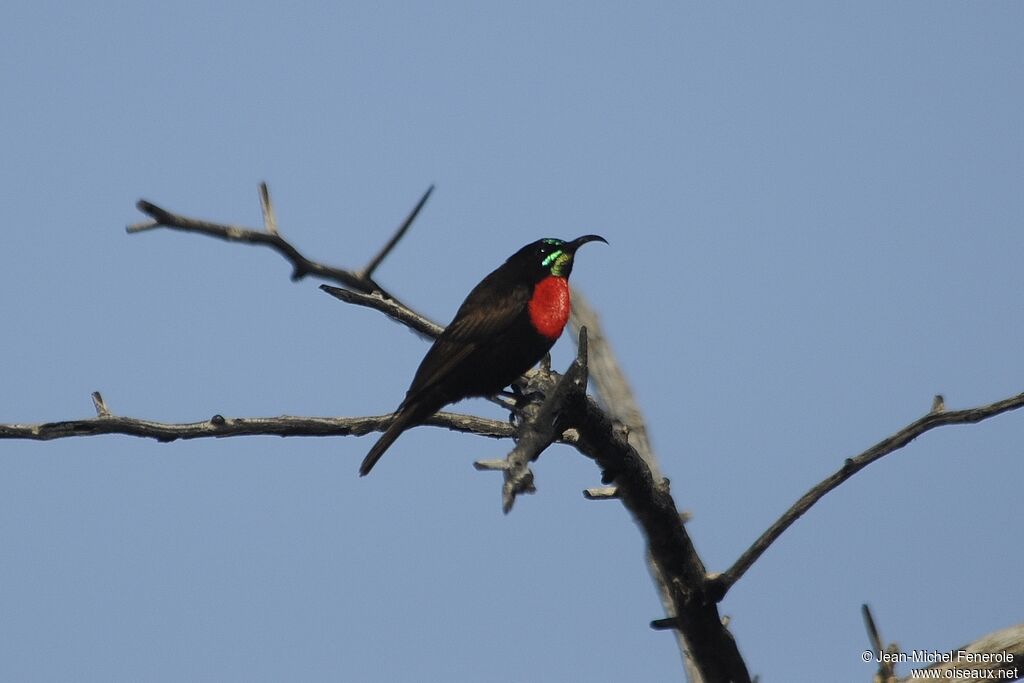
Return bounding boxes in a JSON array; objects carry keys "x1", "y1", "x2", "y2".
[{"x1": 359, "y1": 404, "x2": 425, "y2": 476}]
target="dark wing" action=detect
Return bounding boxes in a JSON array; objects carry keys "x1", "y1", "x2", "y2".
[{"x1": 402, "y1": 278, "x2": 532, "y2": 404}]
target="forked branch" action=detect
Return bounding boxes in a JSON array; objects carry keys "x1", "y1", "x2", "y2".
[{"x1": 129, "y1": 183, "x2": 435, "y2": 302}]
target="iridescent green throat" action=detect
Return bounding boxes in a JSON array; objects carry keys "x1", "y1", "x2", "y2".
[{"x1": 541, "y1": 239, "x2": 572, "y2": 276}]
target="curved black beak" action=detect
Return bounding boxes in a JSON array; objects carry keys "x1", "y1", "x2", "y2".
[{"x1": 565, "y1": 234, "x2": 609, "y2": 252}]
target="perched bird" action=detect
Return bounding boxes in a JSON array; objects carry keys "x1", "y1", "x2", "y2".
[{"x1": 360, "y1": 235, "x2": 607, "y2": 475}]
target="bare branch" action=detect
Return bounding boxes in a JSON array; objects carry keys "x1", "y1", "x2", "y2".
[
  {"x1": 360, "y1": 184, "x2": 434, "y2": 280},
  {"x1": 0, "y1": 395, "x2": 513, "y2": 443},
  {"x1": 565, "y1": 303, "x2": 752, "y2": 679},
  {"x1": 571, "y1": 394, "x2": 751, "y2": 683},
  {"x1": 710, "y1": 392, "x2": 1024, "y2": 599}
]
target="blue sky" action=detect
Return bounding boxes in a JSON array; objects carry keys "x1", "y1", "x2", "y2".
[{"x1": 2, "y1": 2, "x2": 1022, "y2": 681}]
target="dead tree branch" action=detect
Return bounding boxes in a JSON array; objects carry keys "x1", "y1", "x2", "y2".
[
  {"x1": 129, "y1": 183, "x2": 443, "y2": 336},
  {"x1": 0, "y1": 391, "x2": 513, "y2": 443},
  {"x1": 572, "y1": 394, "x2": 751, "y2": 683},
  {"x1": 709, "y1": 392, "x2": 1024, "y2": 600}
]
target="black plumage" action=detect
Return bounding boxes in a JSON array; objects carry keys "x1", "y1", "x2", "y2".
[{"x1": 359, "y1": 235, "x2": 606, "y2": 475}]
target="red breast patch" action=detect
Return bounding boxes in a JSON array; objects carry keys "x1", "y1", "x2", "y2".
[{"x1": 528, "y1": 276, "x2": 571, "y2": 340}]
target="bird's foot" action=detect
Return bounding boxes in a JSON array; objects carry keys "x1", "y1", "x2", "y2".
[
  {"x1": 507, "y1": 384, "x2": 546, "y2": 408},
  {"x1": 506, "y1": 384, "x2": 546, "y2": 428}
]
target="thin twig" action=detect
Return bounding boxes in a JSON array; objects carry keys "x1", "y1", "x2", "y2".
[
  {"x1": 360, "y1": 184, "x2": 434, "y2": 280},
  {"x1": 863, "y1": 604, "x2": 896, "y2": 683},
  {"x1": 710, "y1": 392, "x2": 1024, "y2": 599}
]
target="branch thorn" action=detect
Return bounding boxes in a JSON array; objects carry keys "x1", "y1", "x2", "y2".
[
  {"x1": 650, "y1": 617, "x2": 681, "y2": 631},
  {"x1": 91, "y1": 391, "x2": 111, "y2": 418},
  {"x1": 474, "y1": 459, "x2": 509, "y2": 471},
  {"x1": 258, "y1": 182, "x2": 278, "y2": 235},
  {"x1": 583, "y1": 486, "x2": 619, "y2": 500}
]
